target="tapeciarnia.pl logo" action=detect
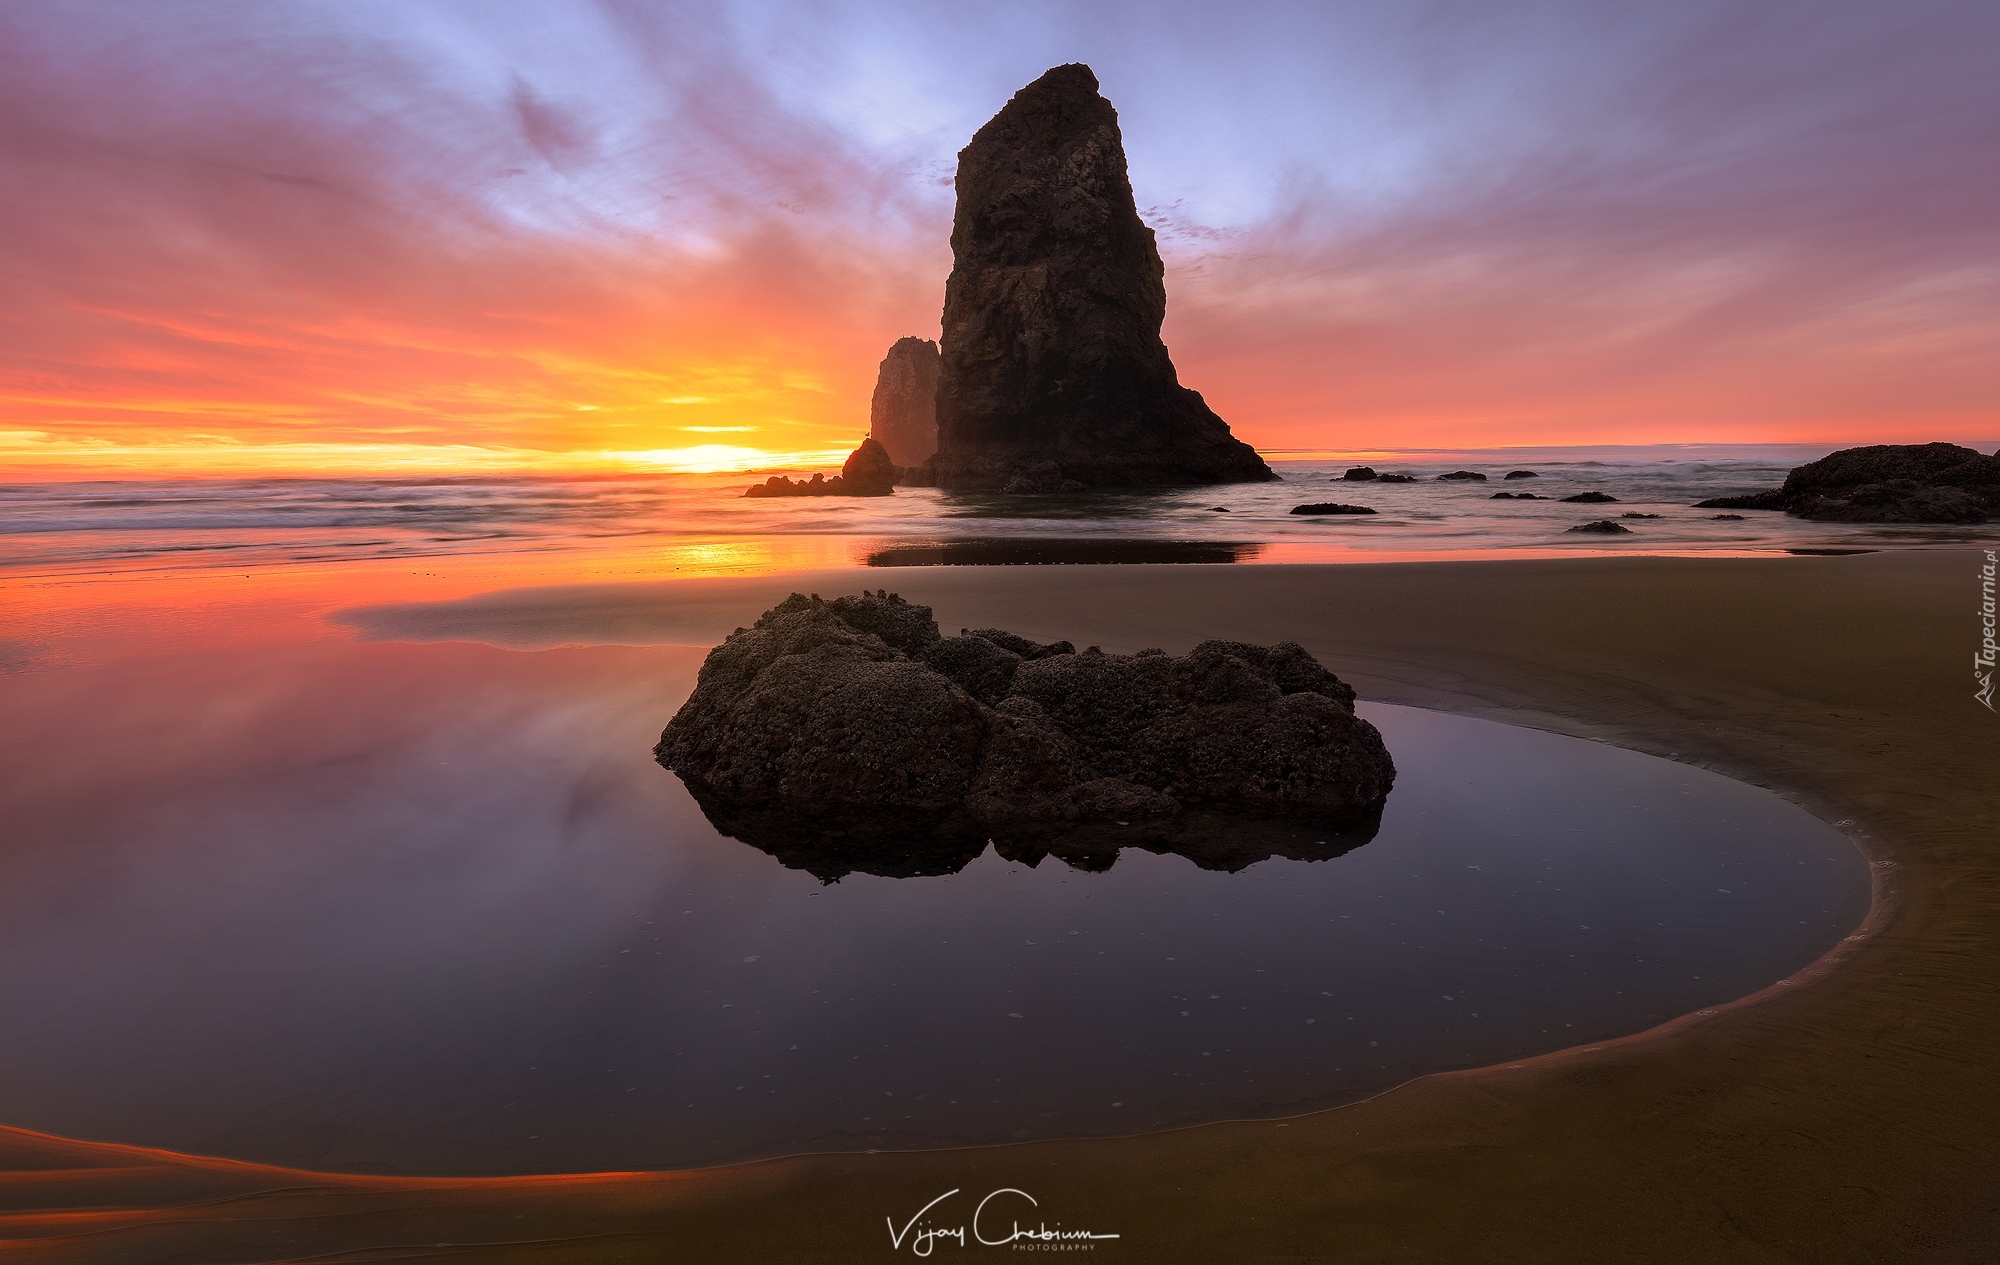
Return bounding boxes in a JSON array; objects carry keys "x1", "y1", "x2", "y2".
[{"x1": 1979, "y1": 550, "x2": 1997, "y2": 712}]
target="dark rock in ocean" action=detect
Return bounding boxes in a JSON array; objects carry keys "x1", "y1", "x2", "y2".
[
  {"x1": 1210, "y1": 506, "x2": 1231, "y2": 512},
  {"x1": 1504, "y1": 470, "x2": 1540, "y2": 479},
  {"x1": 743, "y1": 439, "x2": 898, "y2": 498},
  {"x1": 1437, "y1": 471, "x2": 1487, "y2": 481},
  {"x1": 1621, "y1": 512, "x2": 1661, "y2": 519},
  {"x1": 1376, "y1": 473, "x2": 1419, "y2": 483},
  {"x1": 655, "y1": 592, "x2": 1394, "y2": 875},
  {"x1": 1491, "y1": 492, "x2": 1547, "y2": 500},
  {"x1": 1568, "y1": 519, "x2": 1633, "y2": 534},
  {"x1": 917, "y1": 65, "x2": 1274, "y2": 492},
  {"x1": 842, "y1": 437, "x2": 898, "y2": 495},
  {"x1": 1712, "y1": 514, "x2": 1745, "y2": 520},
  {"x1": 1341, "y1": 467, "x2": 1378, "y2": 481},
  {"x1": 1695, "y1": 442, "x2": 2000, "y2": 524},
  {"x1": 869, "y1": 337, "x2": 940, "y2": 467},
  {"x1": 744, "y1": 473, "x2": 837, "y2": 498},
  {"x1": 1561, "y1": 490, "x2": 1618, "y2": 503},
  {"x1": 1695, "y1": 492, "x2": 1780, "y2": 512},
  {"x1": 1290, "y1": 503, "x2": 1378, "y2": 515}
]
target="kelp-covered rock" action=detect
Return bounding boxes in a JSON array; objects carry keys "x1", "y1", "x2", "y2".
[{"x1": 655, "y1": 592, "x2": 1395, "y2": 871}]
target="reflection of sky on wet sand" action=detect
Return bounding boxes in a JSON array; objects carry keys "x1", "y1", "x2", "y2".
[{"x1": 0, "y1": 636, "x2": 1868, "y2": 1174}]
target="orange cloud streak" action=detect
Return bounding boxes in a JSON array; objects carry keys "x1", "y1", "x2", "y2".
[{"x1": 3, "y1": 4, "x2": 1994, "y2": 477}]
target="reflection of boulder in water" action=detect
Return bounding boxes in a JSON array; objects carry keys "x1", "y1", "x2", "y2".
[
  {"x1": 683, "y1": 787, "x2": 1382, "y2": 882},
  {"x1": 655, "y1": 590, "x2": 1394, "y2": 879},
  {"x1": 677, "y1": 780, "x2": 988, "y2": 882},
  {"x1": 992, "y1": 806, "x2": 1384, "y2": 876}
]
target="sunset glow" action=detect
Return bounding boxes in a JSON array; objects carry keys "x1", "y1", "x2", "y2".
[{"x1": 2, "y1": 2, "x2": 1994, "y2": 478}]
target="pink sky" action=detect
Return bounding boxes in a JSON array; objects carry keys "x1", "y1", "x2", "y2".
[{"x1": 3, "y1": 1, "x2": 1995, "y2": 475}]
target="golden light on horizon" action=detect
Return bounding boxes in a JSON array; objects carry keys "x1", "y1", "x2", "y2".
[{"x1": 614, "y1": 443, "x2": 852, "y2": 474}]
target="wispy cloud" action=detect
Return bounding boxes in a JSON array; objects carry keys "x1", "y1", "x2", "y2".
[{"x1": 1, "y1": 0, "x2": 1993, "y2": 473}]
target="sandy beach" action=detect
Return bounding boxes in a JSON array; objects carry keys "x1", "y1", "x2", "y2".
[{"x1": 3, "y1": 549, "x2": 1995, "y2": 1262}]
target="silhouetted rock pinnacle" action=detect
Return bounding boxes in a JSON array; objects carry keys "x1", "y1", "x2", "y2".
[
  {"x1": 918, "y1": 64, "x2": 1274, "y2": 491},
  {"x1": 869, "y1": 337, "x2": 940, "y2": 467}
]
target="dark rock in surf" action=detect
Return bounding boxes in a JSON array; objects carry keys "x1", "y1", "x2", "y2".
[
  {"x1": 1437, "y1": 471, "x2": 1487, "y2": 481},
  {"x1": 1376, "y1": 474, "x2": 1419, "y2": 483},
  {"x1": 742, "y1": 438, "x2": 898, "y2": 498},
  {"x1": 1290, "y1": 503, "x2": 1378, "y2": 515},
  {"x1": 1561, "y1": 491, "x2": 1618, "y2": 503},
  {"x1": 1568, "y1": 519, "x2": 1632, "y2": 534},
  {"x1": 1341, "y1": 467, "x2": 1379, "y2": 481},
  {"x1": 840, "y1": 437, "x2": 898, "y2": 495},
  {"x1": 1695, "y1": 443, "x2": 2000, "y2": 524},
  {"x1": 1504, "y1": 470, "x2": 1540, "y2": 479}
]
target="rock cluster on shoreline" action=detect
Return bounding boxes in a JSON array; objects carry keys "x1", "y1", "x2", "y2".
[
  {"x1": 1697, "y1": 442, "x2": 2000, "y2": 523},
  {"x1": 742, "y1": 439, "x2": 897, "y2": 498},
  {"x1": 655, "y1": 592, "x2": 1394, "y2": 875}
]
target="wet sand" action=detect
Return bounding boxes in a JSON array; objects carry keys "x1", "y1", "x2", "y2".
[{"x1": 5, "y1": 551, "x2": 1996, "y2": 1261}]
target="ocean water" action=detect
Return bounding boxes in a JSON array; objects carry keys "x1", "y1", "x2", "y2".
[
  {"x1": 3, "y1": 445, "x2": 1992, "y2": 579},
  {"x1": 0, "y1": 442, "x2": 1887, "y2": 1176}
]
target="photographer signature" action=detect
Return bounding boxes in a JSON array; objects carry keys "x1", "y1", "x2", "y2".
[{"x1": 887, "y1": 1187, "x2": 1121, "y2": 1255}]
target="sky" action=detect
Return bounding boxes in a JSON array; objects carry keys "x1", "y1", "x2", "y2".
[{"x1": 2, "y1": 0, "x2": 1995, "y2": 476}]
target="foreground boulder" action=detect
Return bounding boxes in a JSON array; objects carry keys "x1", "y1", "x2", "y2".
[
  {"x1": 1697, "y1": 442, "x2": 2000, "y2": 523},
  {"x1": 656, "y1": 592, "x2": 1394, "y2": 873},
  {"x1": 915, "y1": 65, "x2": 1274, "y2": 491}
]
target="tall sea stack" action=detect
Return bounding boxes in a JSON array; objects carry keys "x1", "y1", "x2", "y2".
[
  {"x1": 868, "y1": 336, "x2": 940, "y2": 466},
  {"x1": 920, "y1": 64, "x2": 1274, "y2": 492}
]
